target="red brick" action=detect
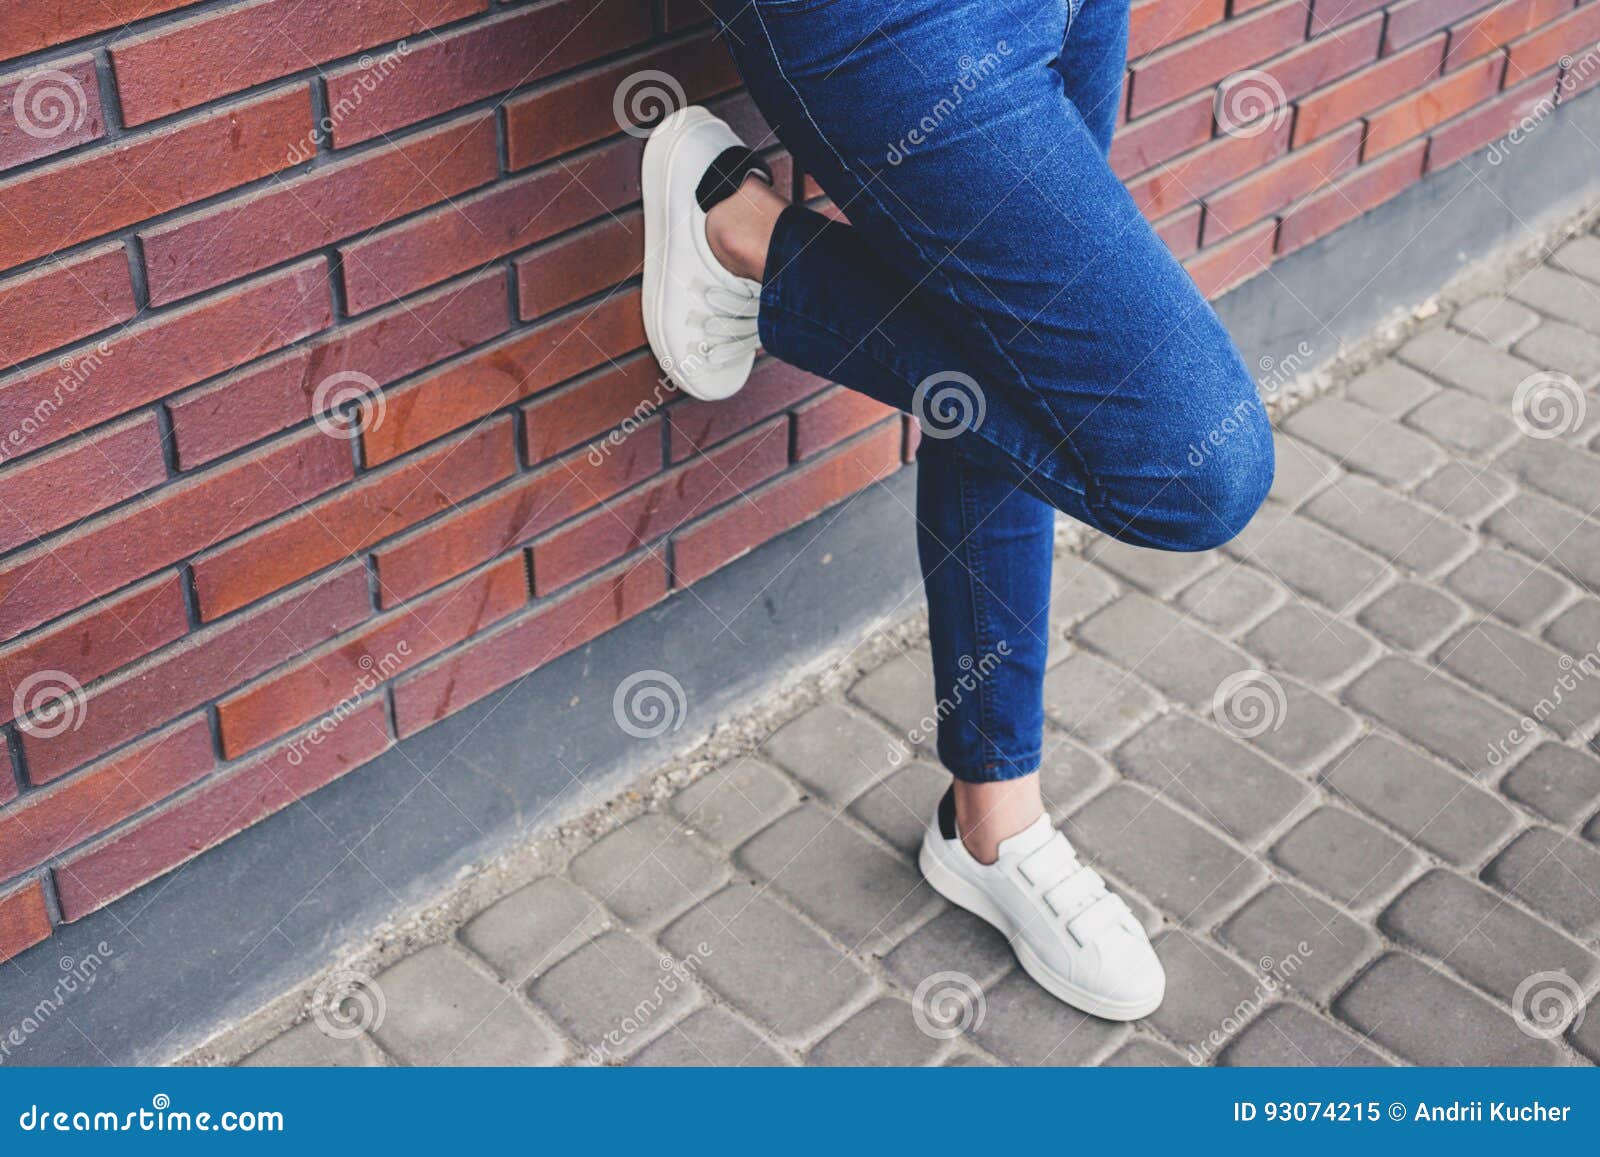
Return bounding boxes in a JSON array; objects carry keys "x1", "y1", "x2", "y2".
[
  {"x1": 0, "y1": 414, "x2": 167, "y2": 553},
  {"x1": 1184, "y1": 218, "x2": 1278, "y2": 297},
  {"x1": 392, "y1": 555, "x2": 668, "y2": 737},
  {"x1": 0, "y1": 427, "x2": 353, "y2": 641},
  {"x1": 668, "y1": 358, "x2": 827, "y2": 461},
  {"x1": 1153, "y1": 203, "x2": 1204, "y2": 256},
  {"x1": 111, "y1": 0, "x2": 486, "y2": 126},
  {"x1": 1385, "y1": 0, "x2": 1500, "y2": 52},
  {"x1": 1126, "y1": 116, "x2": 1293, "y2": 218},
  {"x1": 141, "y1": 113, "x2": 497, "y2": 306},
  {"x1": 1309, "y1": 0, "x2": 1389, "y2": 34},
  {"x1": 360, "y1": 290, "x2": 644, "y2": 466},
  {"x1": 902, "y1": 414, "x2": 922, "y2": 463},
  {"x1": 522, "y1": 352, "x2": 665, "y2": 463},
  {"x1": 18, "y1": 566, "x2": 370, "y2": 783},
  {"x1": 0, "y1": 574, "x2": 188, "y2": 726},
  {"x1": 663, "y1": 0, "x2": 716, "y2": 31},
  {"x1": 0, "y1": 1, "x2": 201, "y2": 62},
  {"x1": 1364, "y1": 52, "x2": 1504, "y2": 155},
  {"x1": 505, "y1": 31, "x2": 741, "y2": 170},
  {"x1": 1292, "y1": 34, "x2": 1445, "y2": 145},
  {"x1": 0, "y1": 718, "x2": 214, "y2": 881},
  {"x1": 531, "y1": 420, "x2": 789, "y2": 593},
  {"x1": 673, "y1": 423, "x2": 903, "y2": 585},
  {"x1": 1446, "y1": 0, "x2": 1572, "y2": 69},
  {"x1": 217, "y1": 557, "x2": 527, "y2": 758},
  {"x1": 1279, "y1": 139, "x2": 1428, "y2": 252},
  {"x1": 0, "y1": 260, "x2": 332, "y2": 461},
  {"x1": 0, "y1": 84, "x2": 312, "y2": 269},
  {"x1": 0, "y1": 879, "x2": 50, "y2": 961},
  {"x1": 1427, "y1": 68, "x2": 1559, "y2": 169},
  {"x1": 1255, "y1": 13, "x2": 1385, "y2": 101},
  {"x1": 515, "y1": 210, "x2": 643, "y2": 321},
  {"x1": 0, "y1": 54, "x2": 104, "y2": 170},
  {"x1": 54, "y1": 701, "x2": 392, "y2": 921},
  {"x1": 1129, "y1": 0, "x2": 1309, "y2": 116},
  {"x1": 374, "y1": 426, "x2": 661, "y2": 606},
  {"x1": 1507, "y1": 1, "x2": 1600, "y2": 82},
  {"x1": 1110, "y1": 92, "x2": 1214, "y2": 179},
  {"x1": 323, "y1": 0, "x2": 653, "y2": 147},
  {"x1": 1202, "y1": 122, "x2": 1363, "y2": 242},
  {"x1": 1129, "y1": 0, "x2": 1229, "y2": 57},
  {"x1": 342, "y1": 136, "x2": 638, "y2": 314},
  {"x1": 793, "y1": 389, "x2": 898, "y2": 459},
  {"x1": 0, "y1": 243, "x2": 135, "y2": 371},
  {"x1": 167, "y1": 269, "x2": 509, "y2": 469},
  {"x1": 193, "y1": 421, "x2": 516, "y2": 620}
]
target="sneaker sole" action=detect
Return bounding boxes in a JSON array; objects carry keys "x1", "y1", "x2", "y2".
[{"x1": 918, "y1": 832, "x2": 1163, "y2": 1022}]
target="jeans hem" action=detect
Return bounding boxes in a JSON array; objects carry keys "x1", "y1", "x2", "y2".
[{"x1": 942, "y1": 750, "x2": 1043, "y2": 785}]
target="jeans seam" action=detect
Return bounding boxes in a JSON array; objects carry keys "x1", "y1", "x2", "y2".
[{"x1": 954, "y1": 453, "x2": 1004, "y2": 774}]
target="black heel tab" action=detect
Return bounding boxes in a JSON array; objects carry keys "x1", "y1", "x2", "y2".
[{"x1": 696, "y1": 147, "x2": 773, "y2": 212}]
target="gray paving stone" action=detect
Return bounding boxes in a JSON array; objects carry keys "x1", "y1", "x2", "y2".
[
  {"x1": 1244, "y1": 676, "x2": 1362, "y2": 773},
  {"x1": 1042, "y1": 648, "x2": 1162, "y2": 748},
  {"x1": 1282, "y1": 396, "x2": 1445, "y2": 485},
  {"x1": 1089, "y1": 536, "x2": 1217, "y2": 597},
  {"x1": 1446, "y1": 549, "x2": 1569, "y2": 628},
  {"x1": 1046, "y1": 563, "x2": 1125, "y2": 669},
  {"x1": 1550, "y1": 233, "x2": 1600, "y2": 284},
  {"x1": 240, "y1": 1021, "x2": 380, "y2": 1067},
  {"x1": 659, "y1": 883, "x2": 874, "y2": 1046},
  {"x1": 1077, "y1": 592, "x2": 1256, "y2": 709},
  {"x1": 529, "y1": 930, "x2": 697, "y2": 1062},
  {"x1": 1321, "y1": 733, "x2": 1517, "y2": 866},
  {"x1": 568, "y1": 813, "x2": 727, "y2": 929},
  {"x1": 627, "y1": 1006, "x2": 788, "y2": 1066},
  {"x1": 849, "y1": 647, "x2": 935, "y2": 752},
  {"x1": 1269, "y1": 435, "x2": 1341, "y2": 507},
  {"x1": 1070, "y1": 783, "x2": 1266, "y2": 923},
  {"x1": 808, "y1": 997, "x2": 944, "y2": 1066},
  {"x1": 1271, "y1": 807, "x2": 1421, "y2": 909},
  {"x1": 1176, "y1": 563, "x2": 1283, "y2": 634},
  {"x1": 1399, "y1": 326, "x2": 1543, "y2": 404},
  {"x1": 1099, "y1": 1037, "x2": 1186, "y2": 1065},
  {"x1": 763, "y1": 703, "x2": 902, "y2": 805},
  {"x1": 1509, "y1": 263, "x2": 1600, "y2": 331},
  {"x1": 943, "y1": 1050, "x2": 997, "y2": 1066},
  {"x1": 1356, "y1": 580, "x2": 1465, "y2": 652},
  {"x1": 1243, "y1": 603, "x2": 1378, "y2": 685},
  {"x1": 1513, "y1": 319, "x2": 1600, "y2": 385},
  {"x1": 1543, "y1": 597, "x2": 1600, "y2": 656},
  {"x1": 1217, "y1": 883, "x2": 1378, "y2": 1002},
  {"x1": 1220, "y1": 1003, "x2": 1387, "y2": 1066},
  {"x1": 1334, "y1": 951, "x2": 1566, "y2": 1065},
  {"x1": 1379, "y1": 869, "x2": 1598, "y2": 1003},
  {"x1": 1146, "y1": 931, "x2": 1264, "y2": 1062},
  {"x1": 459, "y1": 876, "x2": 611, "y2": 982},
  {"x1": 883, "y1": 907, "x2": 1016, "y2": 992},
  {"x1": 1436, "y1": 620, "x2": 1600, "y2": 740},
  {"x1": 1412, "y1": 461, "x2": 1514, "y2": 524},
  {"x1": 1570, "y1": 997, "x2": 1600, "y2": 1063},
  {"x1": 671, "y1": 756, "x2": 799, "y2": 849},
  {"x1": 849, "y1": 760, "x2": 947, "y2": 854},
  {"x1": 1115, "y1": 713, "x2": 1309, "y2": 843},
  {"x1": 1344, "y1": 656, "x2": 1523, "y2": 776},
  {"x1": 1225, "y1": 504, "x2": 1390, "y2": 610},
  {"x1": 737, "y1": 804, "x2": 937, "y2": 952},
  {"x1": 970, "y1": 970, "x2": 1126, "y2": 1065},
  {"x1": 1037, "y1": 731, "x2": 1115, "y2": 819},
  {"x1": 375, "y1": 945, "x2": 562, "y2": 1066},
  {"x1": 1344, "y1": 359, "x2": 1439, "y2": 417},
  {"x1": 1497, "y1": 438, "x2": 1600, "y2": 512},
  {"x1": 1451, "y1": 295, "x2": 1542, "y2": 348},
  {"x1": 1483, "y1": 827, "x2": 1600, "y2": 937},
  {"x1": 1500, "y1": 742, "x2": 1600, "y2": 824},
  {"x1": 1304, "y1": 475, "x2": 1477, "y2": 577},
  {"x1": 1405, "y1": 389, "x2": 1518, "y2": 453},
  {"x1": 1486, "y1": 490, "x2": 1600, "y2": 590}
]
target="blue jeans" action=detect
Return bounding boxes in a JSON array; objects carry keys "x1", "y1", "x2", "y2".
[{"x1": 716, "y1": 0, "x2": 1275, "y2": 781}]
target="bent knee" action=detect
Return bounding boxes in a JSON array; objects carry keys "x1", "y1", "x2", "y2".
[{"x1": 1170, "y1": 431, "x2": 1275, "y2": 549}]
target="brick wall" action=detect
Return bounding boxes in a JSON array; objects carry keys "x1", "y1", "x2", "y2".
[{"x1": 0, "y1": 0, "x2": 1593, "y2": 962}]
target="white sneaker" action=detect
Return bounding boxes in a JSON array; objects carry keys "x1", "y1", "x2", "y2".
[
  {"x1": 641, "y1": 106, "x2": 768, "y2": 401},
  {"x1": 918, "y1": 790, "x2": 1165, "y2": 1020}
]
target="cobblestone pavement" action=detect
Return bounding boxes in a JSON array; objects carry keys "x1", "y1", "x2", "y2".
[{"x1": 234, "y1": 236, "x2": 1600, "y2": 1068}]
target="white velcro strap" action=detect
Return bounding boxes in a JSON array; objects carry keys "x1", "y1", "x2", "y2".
[
  {"x1": 1017, "y1": 836, "x2": 1077, "y2": 887},
  {"x1": 1067, "y1": 893, "x2": 1131, "y2": 944},
  {"x1": 1042, "y1": 866, "x2": 1106, "y2": 919}
]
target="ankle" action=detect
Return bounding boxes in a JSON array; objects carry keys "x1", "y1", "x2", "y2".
[
  {"x1": 705, "y1": 174, "x2": 786, "y2": 282},
  {"x1": 953, "y1": 776, "x2": 1045, "y2": 865}
]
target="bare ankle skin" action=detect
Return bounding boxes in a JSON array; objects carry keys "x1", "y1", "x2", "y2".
[
  {"x1": 952, "y1": 774, "x2": 1045, "y2": 864},
  {"x1": 705, "y1": 173, "x2": 788, "y2": 282}
]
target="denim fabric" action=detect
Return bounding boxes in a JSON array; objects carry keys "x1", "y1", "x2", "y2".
[{"x1": 717, "y1": 0, "x2": 1274, "y2": 781}]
